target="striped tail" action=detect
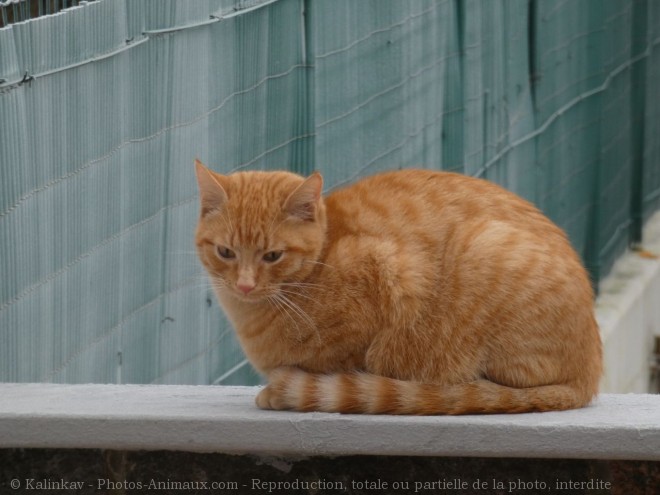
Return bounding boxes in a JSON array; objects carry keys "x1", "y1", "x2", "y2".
[{"x1": 255, "y1": 367, "x2": 593, "y2": 415}]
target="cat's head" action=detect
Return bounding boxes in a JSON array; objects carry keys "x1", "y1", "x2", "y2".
[{"x1": 194, "y1": 160, "x2": 326, "y2": 303}]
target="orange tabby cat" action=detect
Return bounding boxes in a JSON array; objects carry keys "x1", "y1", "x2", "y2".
[{"x1": 195, "y1": 159, "x2": 602, "y2": 414}]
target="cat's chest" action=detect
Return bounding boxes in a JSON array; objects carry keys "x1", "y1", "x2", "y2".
[
  {"x1": 221, "y1": 294, "x2": 371, "y2": 373},
  {"x1": 233, "y1": 316, "x2": 367, "y2": 374}
]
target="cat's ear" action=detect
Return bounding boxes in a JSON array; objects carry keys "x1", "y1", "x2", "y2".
[
  {"x1": 283, "y1": 172, "x2": 323, "y2": 222},
  {"x1": 195, "y1": 159, "x2": 229, "y2": 217}
]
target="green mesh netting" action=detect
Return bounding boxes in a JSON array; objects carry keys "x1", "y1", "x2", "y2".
[{"x1": 1, "y1": 0, "x2": 659, "y2": 385}]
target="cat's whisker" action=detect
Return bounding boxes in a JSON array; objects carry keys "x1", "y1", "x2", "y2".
[
  {"x1": 277, "y1": 282, "x2": 325, "y2": 303},
  {"x1": 276, "y1": 287, "x2": 320, "y2": 304},
  {"x1": 271, "y1": 293, "x2": 303, "y2": 325},
  {"x1": 181, "y1": 274, "x2": 222, "y2": 290},
  {"x1": 203, "y1": 276, "x2": 229, "y2": 293},
  {"x1": 210, "y1": 283, "x2": 227, "y2": 293},
  {"x1": 279, "y1": 281, "x2": 325, "y2": 289},
  {"x1": 267, "y1": 294, "x2": 304, "y2": 343},
  {"x1": 273, "y1": 292, "x2": 321, "y2": 346},
  {"x1": 273, "y1": 292, "x2": 315, "y2": 328}
]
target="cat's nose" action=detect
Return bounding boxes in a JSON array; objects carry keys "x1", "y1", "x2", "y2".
[{"x1": 237, "y1": 283, "x2": 255, "y2": 295}]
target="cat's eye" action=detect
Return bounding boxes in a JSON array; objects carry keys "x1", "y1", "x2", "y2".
[
  {"x1": 262, "y1": 251, "x2": 283, "y2": 263},
  {"x1": 216, "y1": 246, "x2": 236, "y2": 260}
]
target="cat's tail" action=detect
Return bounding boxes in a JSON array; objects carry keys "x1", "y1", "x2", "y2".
[{"x1": 256, "y1": 367, "x2": 595, "y2": 414}]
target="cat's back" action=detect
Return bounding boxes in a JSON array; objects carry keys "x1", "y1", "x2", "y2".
[
  {"x1": 321, "y1": 170, "x2": 594, "y2": 344},
  {"x1": 323, "y1": 169, "x2": 590, "y2": 300},
  {"x1": 325, "y1": 169, "x2": 561, "y2": 242}
]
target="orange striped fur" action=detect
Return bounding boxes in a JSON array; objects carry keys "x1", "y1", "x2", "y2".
[{"x1": 195, "y1": 160, "x2": 602, "y2": 415}]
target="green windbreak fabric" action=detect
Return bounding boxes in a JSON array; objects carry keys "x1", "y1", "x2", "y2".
[
  {"x1": 531, "y1": 0, "x2": 657, "y2": 282},
  {"x1": 1, "y1": 0, "x2": 659, "y2": 385}
]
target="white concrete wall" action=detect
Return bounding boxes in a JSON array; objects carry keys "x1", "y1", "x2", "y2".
[{"x1": 596, "y1": 210, "x2": 660, "y2": 393}]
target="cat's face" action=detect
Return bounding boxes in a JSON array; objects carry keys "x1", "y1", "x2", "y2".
[{"x1": 195, "y1": 160, "x2": 326, "y2": 303}]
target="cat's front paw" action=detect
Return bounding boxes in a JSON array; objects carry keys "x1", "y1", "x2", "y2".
[
  {"x1": 255, "y1": 385, "x2": 277, "y2": 410},
  {"x1": 255, "y1": 367, "x2": 298, "y2": 410},
  {"x1": 255, "y1": 384, "x2": 291, "y2": 410}
]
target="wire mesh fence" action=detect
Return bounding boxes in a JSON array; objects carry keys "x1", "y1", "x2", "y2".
[
  {"x1": 1, "y1": 0, "x2": 659, "y2": 385},
  {"x1": 0, "y1": 0, "x2": 95, "y2": 28}
]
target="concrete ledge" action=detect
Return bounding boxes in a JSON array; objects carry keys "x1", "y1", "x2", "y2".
[{"x1": 1, "y1": 384, "x2": 658, "y2": 460}]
